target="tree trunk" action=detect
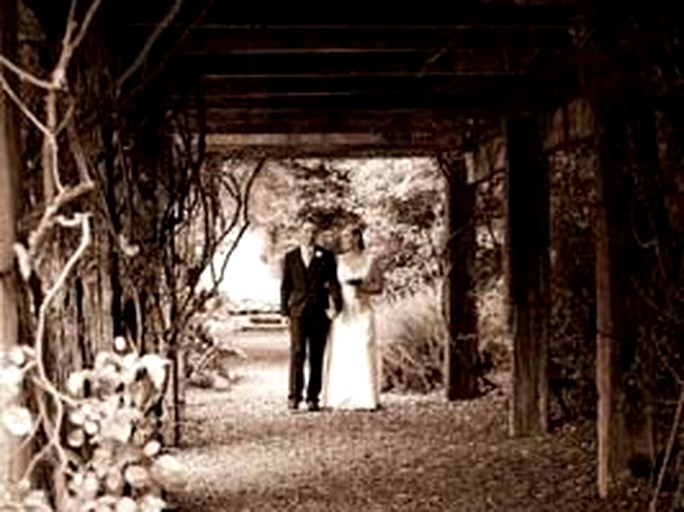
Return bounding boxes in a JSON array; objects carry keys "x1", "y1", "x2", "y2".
[
  {"x1": 0, "y1": 0, "x2": 22, "y2": 482},
  {"x1": 506, "y1": 115, "x2": 550, "y2": 436},
  {"x1": 443, "y1": 153, "x2": 478, "y2": 400},
  {"x1": 103, "y1": 121, "x2": 123, "y2": 338}
]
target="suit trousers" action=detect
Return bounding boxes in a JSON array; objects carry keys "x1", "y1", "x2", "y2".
[{"x1": 288, "y1": 311, "x2": 331, "y2": 404}]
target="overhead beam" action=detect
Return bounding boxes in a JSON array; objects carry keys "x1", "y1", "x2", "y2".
[
  {"x1": 181, "y1": 108, "x2": 481, "y2": 134},
  {"x1": 203, "y1": 131, "x2": 467, "y2": 157},
  {"x1": 120, "y1": 25, "x2": 573, "y2": 57},
  {"x1": 120, "y1": 2, "x2": 580, "y2": 29},
  {"x1": 188, "y1": 107, "x2": 490, "y2": 131},
  {"x1": 166, "y1": 72, "x2": 567, "y2": 97},
  {"x1": 174, "y1": 51, "x2": 455, "y2": 76},
  {"x1": 164, "y1": 49, "x2": 570, "y2": 77},
  {"x1": 169, "y1": 72, "x2": 577, "y2": 104},
  {"x1": 174, "y1": 90, "x2": 509, "y2": 111}
]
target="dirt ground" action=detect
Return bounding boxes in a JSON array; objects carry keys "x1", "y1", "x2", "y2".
[{"x1": 167, "y1": 330, "x2": 651, "y2": 511}]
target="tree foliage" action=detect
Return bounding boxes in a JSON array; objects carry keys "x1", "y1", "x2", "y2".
[{"x1": 252, "y1": 157, "x2": 446, "y2": 299}]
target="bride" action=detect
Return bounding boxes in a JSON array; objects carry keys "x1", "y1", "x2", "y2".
[{"x1": 322, "y1": 226, "x2": 383, "y2": 410}]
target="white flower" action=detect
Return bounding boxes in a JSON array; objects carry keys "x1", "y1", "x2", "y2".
[
  {"x1": 140, "y1": 354, "x2": 169, "y2": 390},
  {"x1": 83, "y1": 471, "x2": 99, "y2": 500},
  {"x1": 69, "y1": 407, "x2": 86, "y2": 426},
  {"x1": 116, "y1": 496, "x2": 137, "y2": 512},
  {"x1": 0, "y1": 365, "x2": 23, "y2": 392},
  {"x1": 151, "y1": 454, "x2": 186, "y2": 491},
  {"x1": 143, "y1": 440, "x2": 161, "y2": 457},
  {"x1": 107, "y1": 470, "x2": 124, "y2": 495},
  {"x1": 67, "y1": 428, "x2": 85, "y2": 448},
  {"x1": 121, "y1": 353, "x2": 140, "y2": 384},
  {"x1": 84, "y1": 419, "x2": 100, "y2": 437},
  {"x1": 314, "y1": 250, "x2": 322, "y2": 258},
  {"x1": 7, "y1": 346, "x2": 26, "y2": 367},
  {"x1": 124, "y1": 465, "x2": 150, "y2": 488},
  {"x1": 114, "y1": 336, "x2": 128, "y2": 353},
  {"x1": 66, "y1": 371, "x2": 86, "y2": 396},
  {"x1": 1, "y1": 405, "x2": 32, "y2": 437},
  {"x1": 139, "y1": 494, "x2": 167, "y2": 512}
]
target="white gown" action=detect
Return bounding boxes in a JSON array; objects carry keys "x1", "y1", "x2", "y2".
[{"x1": 322, "y1": 252, "x2": 380, "y2": 410}]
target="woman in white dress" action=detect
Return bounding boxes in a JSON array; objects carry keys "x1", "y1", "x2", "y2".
[{"x1": 322, "y1": 226, "x2": 383, "y2": 410}]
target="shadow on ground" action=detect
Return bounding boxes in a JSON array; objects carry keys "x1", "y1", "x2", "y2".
[{"x1": 168, "y1": 330, "x2": 650, "y2": 511}]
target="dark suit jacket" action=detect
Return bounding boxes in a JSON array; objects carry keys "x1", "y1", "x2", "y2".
[{"x1": 280, "y1": 246, "x2": 342, "y2": 318}]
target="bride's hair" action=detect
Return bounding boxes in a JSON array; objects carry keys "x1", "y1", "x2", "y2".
[{"x1": 350, "y1": 226, "x2": 365, "y2": 250}]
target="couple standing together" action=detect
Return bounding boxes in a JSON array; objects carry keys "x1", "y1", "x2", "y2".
[{"x1": 280, "y1": 218, "x2": 383, "y2": 412}]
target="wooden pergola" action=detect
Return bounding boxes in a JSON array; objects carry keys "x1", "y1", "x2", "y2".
[
  {"x1": 2, "y1": 0, "x2": 653, "y2": 500},
  {"x1": 109, "y1": 0, "x2": 578, "y2": 412},
  {"x1": 111, "y1": 2, "x2": 579, "y2": 147}
]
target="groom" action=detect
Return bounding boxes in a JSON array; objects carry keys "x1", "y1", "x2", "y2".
[{"x1": 280, "y1": 218, "x2": 342, "y2": 412}]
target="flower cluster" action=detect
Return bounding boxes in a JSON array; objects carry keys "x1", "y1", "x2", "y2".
[
  {"x1": 0, "y1": 338, "x2": 185, "y2": 512},
  {"x1": 0, "y1": 346, "x2": 51, "y2": 511},
  {"x1": 63, "y1": 338, "x2": 181, "y2": 511}
]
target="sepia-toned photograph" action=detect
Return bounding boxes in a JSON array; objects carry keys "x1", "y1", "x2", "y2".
[{"x1": 1, "y1": 1, "x2": 683, "y2": 510}]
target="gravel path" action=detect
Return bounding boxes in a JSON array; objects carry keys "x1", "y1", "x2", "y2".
[{"x1": 168, "y1": 331, "x2": 650, "y2": 511}]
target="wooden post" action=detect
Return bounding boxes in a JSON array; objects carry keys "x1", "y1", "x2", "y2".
[
  {"x1": 594, "y1": 90, "x2": 658, "y2": 498},
  {"x1": 506, "y1": 115, "x2": 550, "y2": 436},
  {"x1": 443, "y1": 153, "x2": 478, "y2": 400},
  {"x1": 0, "y1": 0, "x2": 21, "y2": 482},
  {"x1": 595, "y1": 120, "x2": 625, "y2": 499}
]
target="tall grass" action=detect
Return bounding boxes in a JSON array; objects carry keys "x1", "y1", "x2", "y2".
[
  {"x1": 376, "y1": 279, "x2": 510, "y2": 393},
  {"x1": 376, "y1": 288, "x2": 447, "y2": 393}
]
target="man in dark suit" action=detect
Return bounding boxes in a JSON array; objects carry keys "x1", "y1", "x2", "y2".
[{"x1": 280, "y1": 219, "x2": 342, "y2": 411}]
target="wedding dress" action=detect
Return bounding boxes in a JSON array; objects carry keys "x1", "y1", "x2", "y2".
[{"x1": 322, "y1": 252, "x2": 380, "y2": 410}]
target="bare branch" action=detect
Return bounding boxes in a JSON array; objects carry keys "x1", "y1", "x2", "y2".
[
  {"x1": 66, "y1": 120, "x2": 94, "y2": 184},
  {"x1": 55, "y1": 98, "x2": 76, "y2": 135},
  {"x1": 0, "y1": 54, "x2": 55, "y2": 90},
  {"x1": 650, "y1": 387, "x2": 684, "y2": 512},
  {"x1": 120, "y1": 0, "x2": 217, "y2": 102},
  {"x1": 21, "y1": 217, "x2": 91, "y2": 487},
  {"x1": 34, "y1": 214, "x2": 91, "y2": 398},
  {"x1": 70, "y1": 0, "x2": 104, "y2": 53},
  {"x1": 28, "y1": 183, "x2": 95, "y2": 259},
  {"x1": 115, "y1": 0, "x2": 185, "y2": 93},
  {"x1": 0, "y1": 74, "x2": 50, "y2": 136}
]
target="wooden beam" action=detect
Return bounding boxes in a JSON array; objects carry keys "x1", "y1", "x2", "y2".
[
  {"x1": 0, "y1": 0, "x2": 22, "y2": 483},
  {"x1": 594, "y1": 89, "x2": 660, "y2": 500},
  {"x1": 164, "y1": 50, "x2": 569, "y2": 78},
  {"x1": 594, "y1": 97, "x2": 629, "y2": 499},
  {"x1": 506, "y1": 114, "x2": 550, "y2": 436},
  {"x1": 203, "y1": 131, "x2": 466, "y2": 157},
  {"x1": 182, "y1": 91, "x2": 509, "y2": 112},
  {"x1": 182, "y1": 107, "x2": 490, "y2": 134},
  {"x1": 196, "y1": 72, "x2": 542, "y2": 93},
  {"x1": 196, "y1": 70, "x2": 533, "y2": 81},
  {"x1": 120, "y1": 2, "x2": 579, "y2": 29},
  {"x1": 141, "y1": 26, "x2": 573, "y2": 55},
  {"x1": 173, "y1": 50, "x2": 518, "y2": 75},
  {"x1": 443, "y1": 153, "x2": 479, "y2": 400},
  {"x1": 585, "y1": 4, "x2": 662, "y2": 496}
]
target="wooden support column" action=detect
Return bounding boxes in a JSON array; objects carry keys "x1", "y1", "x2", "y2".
[
  {"x1": 594, "y1": 101, "x2": 630, "y2": 499},
  {"x1": 0, "y1": 0, "x2": 21, "y2": 482},
  {"x1": 506, "y1": 115, "x2": 550, "y2": 436},
  {"x1": 594, "y1": 90, "x2": 657, "y2": 498},
  {"x1": 443, "y1": 153, "x2": 478, "y2": 400}
]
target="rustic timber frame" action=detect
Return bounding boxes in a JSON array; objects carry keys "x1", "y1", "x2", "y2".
[{"x1": 3, "y1": 0, "x2": 678, "y2": 500}]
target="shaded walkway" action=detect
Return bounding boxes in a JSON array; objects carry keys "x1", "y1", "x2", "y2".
[{"x1": 169, "y1": 331, "x2": 647, "y2": 511}]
